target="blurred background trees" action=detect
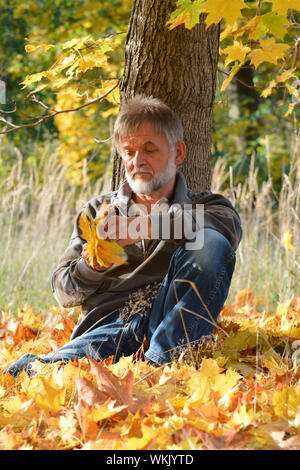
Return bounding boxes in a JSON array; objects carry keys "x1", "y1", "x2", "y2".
[{"x1": 0, "y1": 0, "x2": 298, "y2": 193}]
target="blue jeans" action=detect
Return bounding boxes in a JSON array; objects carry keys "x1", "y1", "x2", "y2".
[{"x1": 5, "y1": 228, "x2": 236, "y2": 377}]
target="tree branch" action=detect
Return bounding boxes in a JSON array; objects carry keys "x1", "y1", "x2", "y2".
[
  {"x1": 0, "y1": 79, "x2": 120, "y2": 135},
  {"x1": 218, "y1": 67, "x2": 260, "y2": 91}
]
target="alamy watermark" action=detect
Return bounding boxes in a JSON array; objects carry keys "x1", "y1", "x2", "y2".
[
  {"x1": 97, "y1": 203, "x2": 205, "y2": 250},
  {"x1": 0, "y1": 80, "x2": 6, "y2": 104}
]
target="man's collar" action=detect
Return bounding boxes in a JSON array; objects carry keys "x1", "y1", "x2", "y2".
[
  {"x1": 171, "y1": 171, "x2": 192, "y2": 204},
  {"x1": 115, "y1": 170, "x2": 191, "y2": 214}
]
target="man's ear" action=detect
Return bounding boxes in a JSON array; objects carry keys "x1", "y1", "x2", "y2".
[{"x1": 174, "y1": 141, "x2": 186, "y2": 166}]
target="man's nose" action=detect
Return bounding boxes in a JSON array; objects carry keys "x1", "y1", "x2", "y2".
[{"x1": 132, "y1": 150, "x2": 146, "y2": 166}]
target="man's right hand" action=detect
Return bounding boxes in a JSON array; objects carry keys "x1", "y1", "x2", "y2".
[{"x1": 81, "y1": 243, "x2": 112, "y2": 272}]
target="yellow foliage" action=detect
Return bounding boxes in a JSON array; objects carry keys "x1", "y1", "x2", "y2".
[
  {"x1": 78, "y1": 208, "x2": 126, "y2": 269},
  {"x1": 223, "y1": 41, "x2": 251, "y2": 68},
  {"x1": 0, "y1": 293, "x2": 300, "y2": 449},
  {"x1": 249, "y1": 38, "x2": 290, "y2": 69},
  {"x1": 168, "y1": 0, "x2": 297, "y2": 114}
]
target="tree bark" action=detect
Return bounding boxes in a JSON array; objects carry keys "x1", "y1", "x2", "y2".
[{"x1": 111, "y1": 0, "x2": 220, "y2": 193}]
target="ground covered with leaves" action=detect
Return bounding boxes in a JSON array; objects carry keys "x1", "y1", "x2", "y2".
[{"x1": 0, "y1": 289, "x2": 300, "y2": 450}]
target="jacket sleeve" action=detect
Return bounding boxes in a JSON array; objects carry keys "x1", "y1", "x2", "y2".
[
  {"x1": 51, "y1": 201, "x2": 108, "y2": 308},
  {"x1": 201, "y1": 193, "x2": 243, "y2": 251},
  {"x1": 150, "y1": 192, "x2": 242, "y2": 251}
]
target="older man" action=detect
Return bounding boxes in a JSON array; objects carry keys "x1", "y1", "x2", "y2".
[{"x1": 6, "y1": 96, "x2": 242, "y2": 377}]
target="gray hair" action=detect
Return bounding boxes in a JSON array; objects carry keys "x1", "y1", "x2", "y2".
[{"x1": 114, "y1": 95, "x2": 184, "y2": 151}]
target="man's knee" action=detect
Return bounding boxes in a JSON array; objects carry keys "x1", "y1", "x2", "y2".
[{"x1": 171, "y1": 228, "x2": 236, "y2": 276}]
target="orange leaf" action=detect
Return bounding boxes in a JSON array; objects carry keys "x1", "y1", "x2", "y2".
[{"x1": 88, "y1": 357, "x2": 153, "y2": 416}]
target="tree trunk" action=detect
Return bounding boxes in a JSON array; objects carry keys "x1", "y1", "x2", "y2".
[{"x1": 111, "y1": 0, "x2": 220, "y2": 193}]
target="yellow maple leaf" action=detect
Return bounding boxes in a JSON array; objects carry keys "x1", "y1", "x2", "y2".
[
  {"x1": 228, "y1": 403, "x2": 254, "y2": 428},
  {"x1": 249, "y1": 38, "x2": 290, "y2": 69},
  {"x1": 185, "y1": 358, "x2": 241, "y2": 406},
  {"x1": 261, "y1": 70, "x2": 295, "y2": 98},
  {"x1": 284, "y1": 102, "x2": 296, "y2": 117},
  {"x1": 78, "y1": 203, "x2": 127, "y2": 269},
  {"x1": 22, "y1": 375, "x2": 66, "y2": 414},
  {"x1": 232, "y1": 16, "x2": 261, "y2": 39},
  {"x1": 220, "y1": 62, "x2": 243, "y2": 92},
  {"x1": 260, "y1": 11, "x2": 289, "y2": 40},
  {"x1": 91, "y1": 399, "x2": 127, "y2": 421},
  {"x1": 62, "y1": 35, "x2": 92, "y2": 50},
  {"x1": 269, "y1": 0, "x2": 300, "y2": 17},
  {"x1": 78, "y1": 53, "x2": 108, "y2": 74},
  {"x1": 114, "y1": 423, "x2": 158, "y2": 450},
  {"x1": 24, "y1": 38, "x2": 55, "y2": 54},
  {"x1": 20, "y1": 71, "x2": 47, "y2": 89},
  {"x1": 223, "y1": 41, "x2": 251, "y2": 67},
  {"x1": 58, "y1": 410, "x2": 78, "y2": 442},
  {"x1": 272, "y1": 386, "x2": 300, "y2": 420}
]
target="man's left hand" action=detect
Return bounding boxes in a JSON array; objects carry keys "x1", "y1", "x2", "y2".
[{"x1": 97, "y1": 215, "x2": 151, "y2": 247}]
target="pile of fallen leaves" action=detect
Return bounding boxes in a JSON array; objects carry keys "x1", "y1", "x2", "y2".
[{"x1": 0, "y1": 289, "x2": 300, "y2": 450}]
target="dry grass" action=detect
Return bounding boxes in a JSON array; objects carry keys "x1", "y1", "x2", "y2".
[
  {"x1": 211, "y1": 133, "x2": 299, "y2": 312},
  {"x1": 0, "y1": 142, "x2": 111, "y2": 312}
]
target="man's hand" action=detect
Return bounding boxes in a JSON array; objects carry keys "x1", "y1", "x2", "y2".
[
  {"x1": 97, "y1": 214, "x2": 151, "y2": 248},
  {"x1": 81, "y1": 214, "x2": 151, "y2": 271},
  {"x1": 81, "y1": 243, "x2": 111, "y2": 271}
]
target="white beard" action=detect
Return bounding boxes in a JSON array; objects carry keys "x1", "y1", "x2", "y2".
[{"x1": 125, "y1": 154, "x2": 176, "y2": 195}]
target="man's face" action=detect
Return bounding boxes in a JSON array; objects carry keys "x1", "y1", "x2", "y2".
[{"x1": 118, "y1": 122, "x2": 177, "y2": 195}]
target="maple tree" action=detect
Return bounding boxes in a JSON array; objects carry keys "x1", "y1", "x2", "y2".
[{"x1": 168, "y1": 0, "x2": 299, "y2": 116}]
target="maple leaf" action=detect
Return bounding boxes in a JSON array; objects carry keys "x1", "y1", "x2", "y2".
[
  {"x1": 78, "y1": 52, "x2": 108, "y2": 74},
  {"x1": 249, "y1": 38, "x2": 290, "y2": 69},
  {"x1": 272, "y1": 387, "x2": 300, "y2": 420},
  {"x1": 228, "y1": 403, "x2": 255, "y2": 429},
  {"x1": 58, "y1": 410, "x2": 79, "y2": 443},
  {"x1": 269, "y1": 0, "x2": 300, "y2": 17},
  {"x1": 24, "y1": 38, "x2": 55, "y2": 54},
  {"x1": 261, "y1": 70, "x2": 295, "y2": 98},
  {"x1": 62, "y1": 35, "x2": 93, "y2": 50},
  {"x1": 199, "y1": 0, "x2": 247, "y2": 27},
  {"x1": 91, "y1": 399, "x2": 128, "y2": 421},
  {"x1": 222, "y1": 41, "x2": 251, "y2": 67},
  {"x1": 260, "y1": 12, "x2": 289, "y2": 41},
  {"x1": 75, "y1": 376, "x2": 108, "y2": 409},
  {"x1": 232, "y1": 16, "x2": 261, "y2": 39},
  {"x1": 185, "y1": 358, "x2": 241, "y2": 407},
  {"x1": 23, "y1": 375, "x2": 66, "y2": 414},
  {"x1": 20, "y1": 71, "x2": 47, "y2": 89},
  {"x1": 167, "y1": 0, "x2": 204, "y2": 30},
  {"x1": 88, "y1": 357, "x2": 153, "y2": 416},
  {"x1": 75, "y1": 376, "x2": 109, "y2": 441},
  {"x1": 220, "y1": 62, "x2": 243, "y2": 92}
]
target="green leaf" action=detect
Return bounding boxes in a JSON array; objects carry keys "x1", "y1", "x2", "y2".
[
  {"x1": 167, "y1": 0, "x2": 204, "y2": 30},
  {"x1": 260, "y1": 11, "x2": 289, "y2": 40}
]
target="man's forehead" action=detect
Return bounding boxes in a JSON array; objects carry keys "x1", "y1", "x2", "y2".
[
  {"x1": 120, "y1": 135, "x2": 157, "y2": 146},
  {"x1": 119, "y1": 121, "x2": 166, "y2": 142}
]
